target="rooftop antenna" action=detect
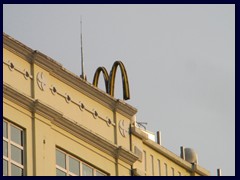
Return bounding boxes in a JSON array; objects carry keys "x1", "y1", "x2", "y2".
[
  {"x1": 136, "y1": 122, "x2": 148, "y2": 130},
  {"x1": 80, "y1": 16, "x2": 87, "y2": 81}
]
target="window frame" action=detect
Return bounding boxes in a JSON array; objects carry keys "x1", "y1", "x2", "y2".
[
  {"x1": 56, "y1": 148, "x2": 107, "y2": 176},
  {"x1": 3, "y1": 120, "x2": 25, "y2": 176}
]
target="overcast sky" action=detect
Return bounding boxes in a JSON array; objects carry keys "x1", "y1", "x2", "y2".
[{"x1": 3, "y1": 4, "x2": 235, "y2": 176}]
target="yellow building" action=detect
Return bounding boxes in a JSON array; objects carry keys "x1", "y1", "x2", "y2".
[{"x1": 3, "y1": 32, "x2": 210, "y2": 176}]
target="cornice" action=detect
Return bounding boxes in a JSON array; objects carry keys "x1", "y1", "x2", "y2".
[
  {"x1": 3, "y1": 82, "x2": 34, "y2": 112},
  {"x1": 3, "y1": 32, "x2": 137, "y2": 119},
  {"x1": 48, "y1": 69, "x2": 116, "y2": 110},
  {"x1": 130, "y1": 126, "x2": 149, "y2": 140},
  {"x1": 3, "y1": 32, "x2": 34, "y2": 63},
  {"x1": 192, "y1": 163, "x2": 210, "y2": 176},
  {"x1": 132, "y1": 168, "x2": 145, "y2": 176},
  {"x1": 35, "y1": 100, "x2": 138, "y2": 165},
  {"x1": 3, "y1": 83, "x2": 138, "y2": 165},
  {"x1": 115, "y1": 99, "x2": 137, "y2": 120},
  {"x1": 117, "y1": 146, "x2": 139, "y2": 165}
]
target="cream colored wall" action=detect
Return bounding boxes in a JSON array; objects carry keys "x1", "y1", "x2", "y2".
[
  {"x1": 3, "y1": 98, "x2": 33, "y2": 176},
  {"x1": 3, "y1": 41, "x2": 208, "y2": 176},
  {"x1": 142, "y1": 143, "x2": 191, "y2": 176},
  {"x1": 3, "y1": 45, "x2": 132, "y2": 176},
  {"x1": 117, "y1": 160, "x2": 131, "y2": 176},
  {"x1": 34, "y1": 118, "x2": 55, "y2": 175},
  {"x1": 3, "y1": 48, "x2": 31, "y2": 96},
  {"x1": 131, "y1": 134, "x2": 144, "y2": 172},
  {"x1": 34, "y1": 113, "x2": 117, "y2": 176},
  {"x1": 3, "y1": 98, "x2": 119, "y2": 176},
  {"x1": 33, "y1": 65, "x2": 115, "y2": 144},
  {"x1": 115, "y1": 112, "x2": 131, "y2": 150},
  {"x1": 131, "y1": 133, "x2": 193, "y2": 176}
]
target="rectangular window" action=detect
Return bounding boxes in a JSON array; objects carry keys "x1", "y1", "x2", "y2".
[
  {"x1": 164, "y1": 163, "x2": 168, "y2": 176},
  {"x1": 56, "y1": 148, "x2": 106, "y2": 176},
  {"x1": 150, "y1": 155, "x2": 154, "y2": 175},
  {"x1": 96, "y1": 170, "x2": 105, "y2": 176},
  {"x1": 3, "y1": 120, "x2": 25, "y2": 176},
  {"x1": 157, "y1": 159, "x2": 161, "y2": 176},
  {"x1": 82, "y1": 163, "x2": 93, "y2": 176},
  {"x1": 171, "y1": 167, "x2": 174, "y2": 176}
]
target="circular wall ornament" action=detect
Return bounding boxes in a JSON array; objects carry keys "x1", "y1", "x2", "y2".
[
  {"x1": 79, "y1": 101, "x2": 85, "y2": 111},
  {"x1": 37, "y1": 72, "x2": 47, "y2": 91},
  {"x1": 23, "y1": 69, "x2": 30, "y2": 80},
  {"x1": 119, "y1": 120, "x2": 129, "y2": 137},
  {"x1": 50, "y1": 85, "x2": 57, "y2": 95},
  {"x1": 8, "y1": 61, "x2": 15, "y2": 71},
  {"x1": 93, "y1": 109, "x2": 98, "y2": 119},
  {"x1": 65, "y1": 93, "x2": 71, "y2": 103},
  {"x1": 106, "y1": 117, "x2": 112, "y2": 127}
]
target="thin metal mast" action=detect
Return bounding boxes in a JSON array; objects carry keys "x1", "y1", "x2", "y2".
[{"x1": 80, "y1": 17, "x2": 86, "y2": 80}]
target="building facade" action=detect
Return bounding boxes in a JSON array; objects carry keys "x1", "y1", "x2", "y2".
[{"x1": 3, "y1": 33, "x2": 210, "y2": 176}]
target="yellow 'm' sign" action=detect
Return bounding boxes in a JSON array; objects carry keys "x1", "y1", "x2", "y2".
[{"x1": 92, "y1": 61, "x2": 130, "y2": 100}]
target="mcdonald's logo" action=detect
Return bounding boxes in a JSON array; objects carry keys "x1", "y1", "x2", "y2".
[{"x1": 92, "y1": 61, "x2": 130, "y2": 100}]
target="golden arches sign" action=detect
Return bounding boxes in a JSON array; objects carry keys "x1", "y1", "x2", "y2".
[{"x1": 92, "y1": 61, "x2": 130, "y2": 100}]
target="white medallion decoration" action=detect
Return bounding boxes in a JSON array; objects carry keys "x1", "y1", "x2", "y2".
[
  {"x1": 37, "y1": 72, "x2": 47, "y2": 91},
  {"x1": 119, "y1": 120, "x2": 129, "y2": 137}
]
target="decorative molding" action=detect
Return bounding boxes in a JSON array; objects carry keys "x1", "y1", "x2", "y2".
[
  {"x1": 3, "y1": 32, "x2": 137, "y2": 121},
  {"x1": 48, "y1": 83, "x2": 115, "y2": 127},
  {"x1": 3, "y1": 82, "x2": 138, "y2": 166},
  {"x1": 92, "y1": 109, "x2": 98, "y2": 119},
  {"x1": 119, "y1": 120, "x2": 129, "y2": 138},
  {"x1": 23, "y1": 69, "x2": 31, "y2": 80},
  {"x1": 78, "y1": 101, "x2": 85, "y2": 111},
  {"x1": 117, "y1": 146, "x2": 138, "y2": 165},
  {"x1": 3, "y1": 83, "x2": 207, "y2": 175},
  {"x1": 5, "y1": 60, "x2": 15, "y2": 71},
  {"x1": 106, "y1": 117, "x2": 112, "y2": 127},
  {"x1": 115, "y1": 99, "x2": 137, "y2": 120},
  {"x1": 3, "y1": 82, "x2": 34, "y2": 112},
  {"x1": 3, "y1": 60, "x2": 33, "y2": 80},
  {"x1": 64, "y1": 93, "x2": 71, "y2": 103},
  {"x1": 130, "y1": 126, "x2": 149, "y2": 140},
  {"x1": 3, "y1": 33, "x2": 34, "y2": 63},
  {"x1": 37, "y1": 72, "x2": 47, "y2": 91},
  {"x1": 50, "y1": 85, "x2": 57, "y2": 95}
]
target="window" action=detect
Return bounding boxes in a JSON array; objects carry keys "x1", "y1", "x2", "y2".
[
  {"x1": 178, "y1": 171, "x2": 181, "y2": 176},
  {"x1": 150, "y1": 155, "x2": 154, "y2": 175},
  {"x1": 164, "y1": 163, "x2": 168, "y2": 176},
  {"x1": 171, "y1": 167, "x2": 174, "y2": 176},
  {"x1": 56, "y1": 148, "x2": 106, "y2": 176},
  {"x1": 82, "y1": 163, "x2": 93, "y2": 176},
  {"x1": 3, "y1": 120, "x2": 25, "y2": 176},
  {"x1": 157, "y1": 159, "x2": 161, "y2": 176},
  {"x1": 143, "y1": 151, "x2": 147, "y2": 172}
]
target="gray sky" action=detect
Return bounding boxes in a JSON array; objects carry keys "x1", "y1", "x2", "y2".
[{"x1": 3, "y1": 4, "x2": 235, "y2": 176}]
